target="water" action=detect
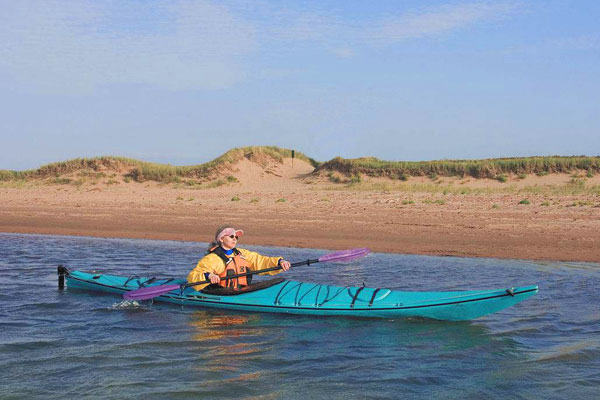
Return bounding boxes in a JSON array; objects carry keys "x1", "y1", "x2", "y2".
[{"x1": 0, "y1": 233, "x2": 598, "y2": 399}]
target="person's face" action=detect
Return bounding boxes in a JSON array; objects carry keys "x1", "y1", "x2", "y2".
[{"x1": 220, "y1": 233, "x2": 238, "y2": 250}]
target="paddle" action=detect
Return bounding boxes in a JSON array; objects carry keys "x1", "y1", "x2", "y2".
[{"x1": 123, "y1": 247, "x2": 370, "y2": 301}]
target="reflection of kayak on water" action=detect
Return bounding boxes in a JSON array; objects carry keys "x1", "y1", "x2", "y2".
[{"x1": 60, "y1": 267, "x2": 538, "y2": 321}]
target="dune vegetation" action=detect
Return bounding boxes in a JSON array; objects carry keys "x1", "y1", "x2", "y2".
[
  {"x1": 316, "y1": 156, "x2": 600, "y2": 180},
  {"x1": 2, "y1": 148, "x2": 599, "y2": 191},
  {"x1": 0, "y1": 146, "x2": 319, "y2": 183}
]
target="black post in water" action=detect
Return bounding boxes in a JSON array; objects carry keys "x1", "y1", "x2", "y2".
[{"x1": 57, "y1": 265, "x2": 67, "y2": 289}]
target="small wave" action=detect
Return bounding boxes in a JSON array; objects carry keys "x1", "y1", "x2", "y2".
[
  {"x1": 531, "y1": 339, "x2": 600, "y2": 362},
  {"x1": 110, "y1": 299, "x2": 144, "y2": 310},
  {"x1": 0, "y1": 337, "x2": 61, "y2": 351}
]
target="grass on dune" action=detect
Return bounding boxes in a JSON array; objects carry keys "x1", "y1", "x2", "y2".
[
  {"x1": 124, "y1": 146, "x2": 315, "y2": 183},
  {"x1": 0, "y1": 146, "x2": 319, "y2": 183},
  {"x1": 0, "y1": 170, "x2": 30, "y2": 181},
  {"x1": 317, "y1": 156, "x2": 600, "y2": 180},
  {"x1": 127, "y1": 146, "x2": 318, "y2": 183},
  {"x1": 2, "y1": 148, "x2": 599, "y2": 189},
  {"x1": 0, "y1": 156, "x2": 138, "y2": 182}
]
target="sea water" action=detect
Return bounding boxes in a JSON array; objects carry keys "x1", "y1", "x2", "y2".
[{"x1": 0, "y1": 233, "x2": 598, "y2": 399}]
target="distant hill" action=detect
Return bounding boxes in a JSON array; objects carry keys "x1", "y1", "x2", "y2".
[
  {"x1": 0, "y1": 146, "x2": 318, "y2": 184},
  {"x1": 1, "y1": 146, "x2": 598, "y2": 184}
]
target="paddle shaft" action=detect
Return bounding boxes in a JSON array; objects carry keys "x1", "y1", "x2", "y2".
[{"x1": 183, "y1": 258, "x2": 318, "y2": 289}]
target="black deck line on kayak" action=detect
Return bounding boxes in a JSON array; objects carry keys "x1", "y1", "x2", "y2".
[
  {"x1": 69, "y1": 275, "x2": 180, "y2": 293},
  {"x1": 276, "y1": 281, "x2": 319, "y2": 306},
  {"x1": 68, "y1": 275, "x2": 129, "y2": 292},
  {"x1": 350, "y1": 287, "x2": 365, "y2": 308},
  {"x1": 66, "y1": 275, "x2": 537, "y2": 312},
  {"x1": 274, "y1": 280, "x2": 292, "y2": 305},
  {"x1": 124, "y1": 276, "x2": 140, "y2": 287},
  {"x1": 279, "y1": 281, "x2": 303, "y2": 303},
  {"x1": 368, "y1": 288, "x2": 381, "y2": 307},
  {"x1": 317, "y1": 286, "x2": 347, "y2": 307},
  {"x1": 294, "y1": 282, "x2": 305, "y2": 306},
  {"x1": 140, "y1": 277, "x2": 156, "y2": 287},
  {"x1": 297, "y1": 282, "x2": 321, "y2": 306},
  {"x1": 314, "y1": 284, "x2": 323, "y2": 307}
]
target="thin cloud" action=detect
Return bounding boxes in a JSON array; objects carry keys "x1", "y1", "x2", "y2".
[
  {"x1": 0, "y1": 1, "x2": 524, "y2": 94},
  {"x1": 331, "y1": 47, "x2": 355, "y2": 58},
  {"x1": 271, "y1": 13, "x2": 343, "y2": 42},
  {"x1": 0, "y1": 0, "x2": 256, "y2": 94},
  {"x1": 255, "y1": 1, "x2": 522, "y2": 50},
  {"x1": 371, "y1": 2, "x2": 521, "y2": 43}
]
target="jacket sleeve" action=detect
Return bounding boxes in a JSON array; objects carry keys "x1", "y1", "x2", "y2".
[
  {"x1": 239, "y1": 248, "x2": 282, "y2": 275},
  {"x1": 187, "y1": 253, "x2": 226, "y2": 291}
]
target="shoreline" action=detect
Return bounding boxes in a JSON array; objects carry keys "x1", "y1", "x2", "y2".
[{"x1": 2, "y1": 228, "x2": 598, "y2": 264}]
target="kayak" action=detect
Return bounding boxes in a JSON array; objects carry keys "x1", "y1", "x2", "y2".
[{"x1": 60, "y1": 267, "x2": 538, "y2": 321}]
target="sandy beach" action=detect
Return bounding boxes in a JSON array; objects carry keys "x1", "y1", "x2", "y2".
[{"x1": 1, "y1": 158, "x2": 599, "y2": 262}]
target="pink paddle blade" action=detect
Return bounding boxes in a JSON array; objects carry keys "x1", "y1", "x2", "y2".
[
  {"x1": 123, "y1": 284, "x2": 181, "y2": 301},
  {"x1": 318, "y1": 248, "x2": 370, "y2": 263}
]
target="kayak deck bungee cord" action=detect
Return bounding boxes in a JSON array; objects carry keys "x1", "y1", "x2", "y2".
[{"x1": 58, "y1": 267, "x2": 538, "y2": 321}]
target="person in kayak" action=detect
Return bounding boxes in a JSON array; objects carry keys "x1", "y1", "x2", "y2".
[{"x1": 187, "y1": 225, "x2": 291, "y2": 291}]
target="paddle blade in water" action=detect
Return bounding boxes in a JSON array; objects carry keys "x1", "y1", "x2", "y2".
[
  {"x1": 123, "y1": 284, "x2": 180, "y2": 300},
  {"x1": 318, "y1": 248, "x2": 370, "y2": 263}
]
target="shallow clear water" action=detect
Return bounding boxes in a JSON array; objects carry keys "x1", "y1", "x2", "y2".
[{"x1": 0, "y1": 233, "x2": 598, "y2": 399}]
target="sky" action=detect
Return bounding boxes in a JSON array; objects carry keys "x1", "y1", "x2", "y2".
[{"x1": 0, "y1": 0, "x2": 598, "y2": 170}]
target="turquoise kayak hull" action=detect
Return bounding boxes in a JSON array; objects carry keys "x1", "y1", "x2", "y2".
[{"x1": 64, "y1": 270, "x2": 538, "y2": 321}]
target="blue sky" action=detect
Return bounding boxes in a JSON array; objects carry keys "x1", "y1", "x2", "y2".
[{"x1": 1, "y1": 0, "x2": 598, "y2": 170}]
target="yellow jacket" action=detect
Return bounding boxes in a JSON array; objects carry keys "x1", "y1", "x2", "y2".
[{"x1": 187, "y1": 248, "x2": 283, "y2": 291}]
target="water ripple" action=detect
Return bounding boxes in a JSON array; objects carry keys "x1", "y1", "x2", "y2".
[{"x1": 0, "y1": 233, "x2": 598, "y2": 399}]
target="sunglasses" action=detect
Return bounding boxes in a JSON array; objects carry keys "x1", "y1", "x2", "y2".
[{"x1": 227, "y1": 235, "x2": 239, "y2": 240}]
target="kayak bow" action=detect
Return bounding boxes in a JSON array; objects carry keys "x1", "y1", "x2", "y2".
[{"x1": 59, "y1": 268, "x2": 538, "y2": 321}]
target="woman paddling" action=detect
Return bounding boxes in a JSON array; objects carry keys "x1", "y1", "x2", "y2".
[{"x1": 187, "y1": 225, "x2": 291, "y2": 291}]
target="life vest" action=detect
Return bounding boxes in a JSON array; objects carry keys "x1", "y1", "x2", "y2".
[{"x1": 209, "y1": 246, "x2": 252, "y2": 290}]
